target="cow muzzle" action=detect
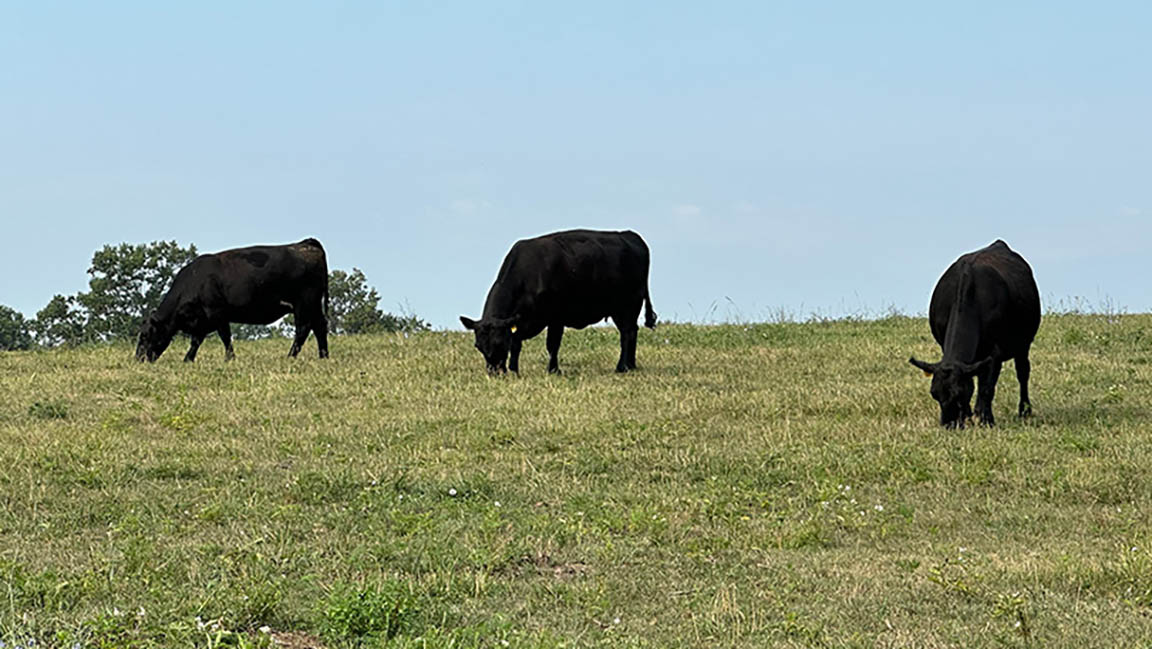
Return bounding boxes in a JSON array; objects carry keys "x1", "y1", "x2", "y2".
[{"x1": 940, "y1": 411, "x2": 972, "y2": 429}]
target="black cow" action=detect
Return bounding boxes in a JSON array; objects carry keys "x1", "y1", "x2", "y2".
[
  {"x1": 136, "y1": 238, "x2": 329, "y2": 362},
  {"x1": 460, "y1": 229, "x2": 657, "y2": 374},
  {"x1": 908, "y1": 240, "x2": 1040, "y2": 428}
]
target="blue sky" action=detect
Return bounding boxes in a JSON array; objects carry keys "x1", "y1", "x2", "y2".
[{"x1": 2, "y1": 2, "x2": 1149, "y2": 328}]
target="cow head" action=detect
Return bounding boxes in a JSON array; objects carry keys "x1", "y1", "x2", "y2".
[
  {"x1": 136, "y1": 314, "x2": 174, "y2": 362},
  {"x1": 909, "y1": 356, "x2": 992, "y2": 428},
  {"x1": 460, "y1": 315, "x2": 518, "y2": 374}
]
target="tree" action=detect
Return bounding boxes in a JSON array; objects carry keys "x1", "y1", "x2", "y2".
[
  {"x1": 0, "y1": 305, "x2": 33, "y2": 351},
  {"x1": 377, "y1": 308, "x2": 431, "y2": 335},
  {"x1": 328, "y1": 268, "x2": 383, "y2": 334},
  {"x1": 232, "y1": 322, "x2": 288, "y2": 340},
  {"x1": 77, "y1": 241, "x2": 198, "y2": 341},
  {"x1": 328, "y1": 268, "x2": 429, "y2": 335},
  {"x1": 32, "y1": 295, "x2": 89, "y2": 347}
]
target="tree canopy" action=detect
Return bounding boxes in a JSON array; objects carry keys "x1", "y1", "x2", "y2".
[{"x1": 0, "y1": 305, "x2": 33, "y2": 351}]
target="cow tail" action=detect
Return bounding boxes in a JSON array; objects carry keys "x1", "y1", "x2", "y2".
[{"x1": 643, "y1": 290, "x2": 657, "y2": 329}]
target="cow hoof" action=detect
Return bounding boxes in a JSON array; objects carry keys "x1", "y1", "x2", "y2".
[
  {"x1": 1018, "y1": 404, "x2": 1032, "y2": 418},
  {"x1": 548, "y1": 368, "x2": 561, "y2": 375}
]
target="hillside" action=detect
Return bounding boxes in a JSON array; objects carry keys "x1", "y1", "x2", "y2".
[{"x1": 1, "y1": 314, "x2": 1150, "y2": 648}]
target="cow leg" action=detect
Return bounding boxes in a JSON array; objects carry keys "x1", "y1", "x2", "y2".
[
  {"x1": 312, "y1": 305, "x2": 329, "y2": 359},
  {"x1": 184, "y1": 335, "x2": 204, "y2": 362},
  {"x1": 626, "y1": 322, "x2": 639, "y2": 370},
  {"x1": 218, "y1": 325, "x2": 235, "y2": 361},
  {"x1": 546, "y1": 325, "x2": 564, "y2": 374},
  {"x1": 509, "y1": 337, "x2": 522, "y2": 373},
  {"x1": 613, "y1": 317, "x2": 639, "y2": 372},
  {"x1": 974, "y1": 360, "x2": 1002, "y2": 426},
  {"x1": 1016, "y1": 354, "x2": 1032, "y2": 417},
  {"x1": 288, "y1": 319, "x2": 313, "y2": 358}
]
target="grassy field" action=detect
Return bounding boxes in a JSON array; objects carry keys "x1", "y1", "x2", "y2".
[{"x1": 1, "y1": 313, "x2": 1151, "y2": 648}]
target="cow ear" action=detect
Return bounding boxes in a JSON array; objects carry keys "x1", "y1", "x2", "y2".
[
  {"x1": 909, "y1": 357, "x2": 937, "y2": 377},
  {"x1": 460, "y1": 316, "x2": 479, "y2": 330}
]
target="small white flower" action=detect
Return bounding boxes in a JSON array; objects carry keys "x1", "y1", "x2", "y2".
[
  {"x1": 613, "y1": 617, "x2": 621, "y2": 625},
  {"x1": 874, "y1": 504, "x2": 884, "y2": 512},
  {"x1": 494, "y1": 501, "x2": 501, "y2": 507},
  {"x1": 1014, "y1": 620, "x2": 1021, "y2": 628},
  {"x1": 113, "y1": 607, "x2": 122, "y2": 617},
  {"x1": 259, "y1": 626, "x2": 271, "y2": 634},
  {"x1": 137, "y1": 606, "x2": 146, "y2": 617},
  {"x1": 500, "y1": 640, "x2": 510, "y2": 647},
  {"x1": 958, "y1": 547, "x2": 967, "y2": 553},
  {"x1": 448, "y1": 488, "x2": 457, "y2": 496}
]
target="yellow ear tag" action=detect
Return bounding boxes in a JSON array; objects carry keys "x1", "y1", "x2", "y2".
[
  {"x1": 922, "y1": 370, "x2": 932, "y2": 377},
  {"x1": 510, "y1": 325, "x2": 518, "y2": 333}
]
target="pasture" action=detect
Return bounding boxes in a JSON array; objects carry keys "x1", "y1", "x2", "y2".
[{"x1": 1, "y1": 313, "x2": 1150, "y2": 648}]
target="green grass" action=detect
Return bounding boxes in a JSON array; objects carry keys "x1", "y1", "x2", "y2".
[{"x1": 1, "y1": 313, "x2": 1151, "y2": 648}]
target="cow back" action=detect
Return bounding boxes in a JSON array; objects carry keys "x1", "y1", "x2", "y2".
[
  {"x1": 482, "y1": 229, "x2": 651, "y2": 330},
  {"x1": 928, "y1": 240, "x2": 1040, "y2": 362}
]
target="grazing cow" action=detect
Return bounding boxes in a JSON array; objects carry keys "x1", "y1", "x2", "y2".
[
  {"x1": 136, "y1": 238, "x2": 329, "y2": 362},
  {"x1": 908, "y1": 240, "x2": 1040, "y2": 428},
  {"x1": 460, "y1": 229, "x2": 657, "y2": 374}
]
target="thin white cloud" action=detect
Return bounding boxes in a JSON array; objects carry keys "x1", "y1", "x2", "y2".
[{"x1": 673, "y1": 203, "x2": 702, "y2": 217}]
